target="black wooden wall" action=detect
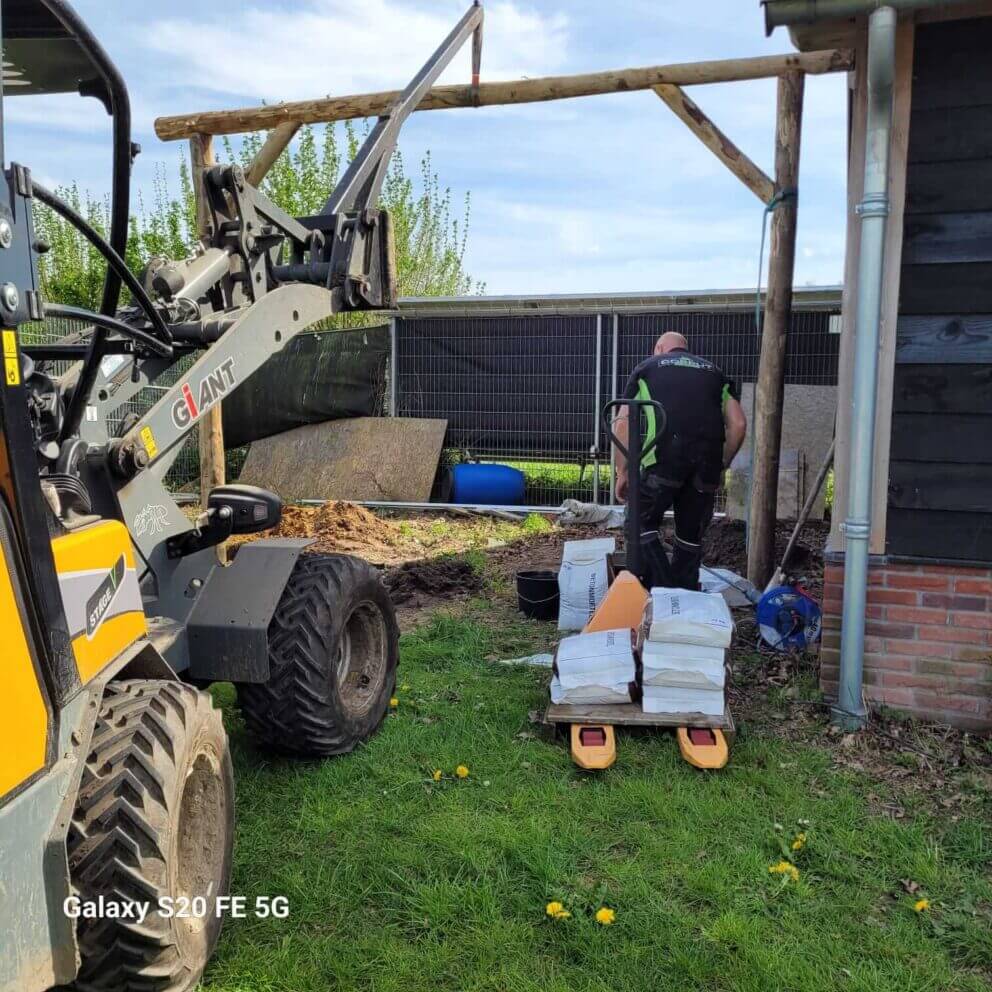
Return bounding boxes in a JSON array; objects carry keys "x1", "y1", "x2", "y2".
[{"x1": 888, "y1": 17, "x2": 992, "y2": 560}]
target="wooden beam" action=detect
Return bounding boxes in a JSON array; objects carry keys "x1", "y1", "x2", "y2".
[
  {"x1": 155, "y1": 49, "x2": 852, "y2": 140},
  {"x1": 653, "y1": 84, "x2": 774, "y2": 204},
  {"x1": 747, "y1": 70, "x2": 805, "y2": 588},
  {"x1": 190, "y1": 133, "x2": 227, "y2": 562},
  {"x1": 246, "y1": 121, "x2": 300, "y2": 187}
]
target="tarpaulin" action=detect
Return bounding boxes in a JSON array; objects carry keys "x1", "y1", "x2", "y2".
[{"x1": 222, "y1": 324, "x2": 389, "y2": 448}]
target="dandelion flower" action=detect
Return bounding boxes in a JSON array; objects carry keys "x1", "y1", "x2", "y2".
[
  {"x1": 456, "y1": 765, "x2": 470, "y2": 779},
  {"x1": 546, "y1": 901, "x2": 570, "y2": 920},
  {"x1": 791, "y1": 832, "x2": 807, "y2": 851},
  {"x1": 914, "y1": 898, "x2": 930, "y2": 913},
  {"x1": 769, "y1": 861, "x2": 800, "y2": 882},
  {"x1": 389, "y1": 697, "x2": 399, "y2": 709},
  {"x1": 595, "y1": 907, "x2": 616, "y2": 926},
  {"x1": 432, "y1": 769, "x2": 443, "y2": 782}
]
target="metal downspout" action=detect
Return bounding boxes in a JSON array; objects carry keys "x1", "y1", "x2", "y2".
[{"x1": 833, "y1": 5, "x2": 897, "y2": 730}]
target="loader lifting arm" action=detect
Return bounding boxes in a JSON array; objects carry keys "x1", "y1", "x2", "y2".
[{"x1": 178, "y1": 1, "x2": 485, "y2": 314}]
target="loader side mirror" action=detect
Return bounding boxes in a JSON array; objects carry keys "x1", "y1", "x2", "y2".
[{"x1": 207, "y1": 485, "x2": 282, "y2": 535}]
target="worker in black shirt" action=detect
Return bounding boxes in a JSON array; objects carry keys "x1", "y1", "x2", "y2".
[{"x1": 613, "y1": 332, "x2": 747, "y2": 590}]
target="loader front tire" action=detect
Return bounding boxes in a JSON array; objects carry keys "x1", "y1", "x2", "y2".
[
  {"x1": 237, "y1": 553, "x2": 399, "y2": 756},
  {"x1": 68, "y1": 679, "x2": 234, "y2": 992}
]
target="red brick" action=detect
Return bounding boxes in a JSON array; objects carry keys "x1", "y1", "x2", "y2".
[
  {"x1": 913, "y1": 691, "x2": 988, "y2": 716},
  {"x1": 917, "y1": 624, "x2": 987, "y2": 646},
  {"x1": 866, "y1": 620, "x2": 917, "y2": 639},
  {"x1": 887, "y1": 572, "x2": 949, "y2": 592},
  {"x1": 885, "y1": 639, "x2": 956, "y2": 660},
  {"x1": 952, "y1": 611, "x2": 992, "y2": 631},
  {"x1": 824, "y1": 564, "x2": 845, "y2": 584},
  {"x1": 921, "y1": 564, "x2": 984, "y2": 576},
  {"x1": 865, "y1": 685, "x2": 915, "y2": 708},
  {"x1": 864, "y1": 651, "x2": 913, "y2": 672},
  {"x1": 868, "y1": 588, "x2": 918, "y2": 606},
  {"x1": 955, "y1": 578, "x2": 992, "y2": 596},
  {"x1": 921, "y1": 593, "x2": 986, "y2": 612},
  {"x1": 915, "y1": 658, "x2": 991, "y2": 677},
  {"x1": 955, "y1": 645, "x2": 992, "y2": 664},
  {"x1": 886, "y1": 605, "x2": 949, "y2": 625},
  {"x1": 879, "y1": 671, "x2": 941, "y2": 691},
  {"x1": 823, "y1": 595, "x2": 842, "y2": 614}
]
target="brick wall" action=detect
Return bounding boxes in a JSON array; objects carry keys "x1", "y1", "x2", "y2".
[{"x1": 820, "y1": 558, "x2": 992, "y2": 731}]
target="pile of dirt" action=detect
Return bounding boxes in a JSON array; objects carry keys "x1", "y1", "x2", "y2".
[
  {"x1": 703, "y1": 517, "x2": 830, "y2": 597},
  {"x1": 271, "y1": 502, "x2": 403, "y2": 558},
  {"x1": 384, "y1": 557, "x2": 482, "y2": 609}
]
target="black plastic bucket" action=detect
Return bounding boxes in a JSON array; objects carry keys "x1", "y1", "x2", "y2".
[{"x1": 516, "y1": 569, "x2": 560, "y2": 621}]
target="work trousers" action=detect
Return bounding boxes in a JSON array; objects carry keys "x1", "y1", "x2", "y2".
[{"x1": 636, "y1": 461, "x2": 719, "y2": 591}]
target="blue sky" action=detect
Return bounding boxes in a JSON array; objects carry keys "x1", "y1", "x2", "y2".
[{"x1": 4, "y1": 0, "x2": 849, "y2": 295}]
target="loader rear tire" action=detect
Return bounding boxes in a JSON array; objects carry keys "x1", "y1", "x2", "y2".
[
  {"x1": 68, "y1": 679, "x2": 234, "y2": 992},
  {"x1": 236, "y1": 553, "x2": 399, "y2": 757}
]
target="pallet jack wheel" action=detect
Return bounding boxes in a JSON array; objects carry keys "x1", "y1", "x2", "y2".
[
  {"x1": 237, "y1": 553, "x2": 399, "y2": 756},
  {"x1": 676, "y1": 726, "x2": 729, "y2": 770},
  {"x1": 67, "y1": 679, "x2": 234, "y2": 992},
  {"x1": 570, "y1": 724, "x2": 617, "y2": 770}
]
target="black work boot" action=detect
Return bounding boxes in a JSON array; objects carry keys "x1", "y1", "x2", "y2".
[
  {"x1": 670, "y1": 535, "x2": 704, "y2": 590},
  {"x1": 639, "y1": 529, "x2": 676, "y2": 589}
]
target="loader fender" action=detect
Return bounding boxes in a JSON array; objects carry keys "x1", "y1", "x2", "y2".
[{"x1": 186, "y1": 537, "x2": 313, "y2": 683}]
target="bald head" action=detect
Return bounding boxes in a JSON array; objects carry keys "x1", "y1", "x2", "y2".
[{"x1": 654, "y1": 332, "x2": 688, "y2": 355}]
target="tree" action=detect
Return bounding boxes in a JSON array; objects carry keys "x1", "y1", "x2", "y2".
[{"x1": 35, "y1": 123, "x2": 481, "y2": 312}]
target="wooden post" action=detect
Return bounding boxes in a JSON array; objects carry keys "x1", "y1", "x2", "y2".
[
  {"x1": 246, "y1": 121, "x2": 300, "y2": 187},
  {"x1": 189, "y1": 133, "x2": 227, "y2": 561},
  {"x1": 653, "y1": 84, "x2": 774, "y2": 204},
  {"x1": 746, "y1": 70, "x2": 804, "y2": 588}
]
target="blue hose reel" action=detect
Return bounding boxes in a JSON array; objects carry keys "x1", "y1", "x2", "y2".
[{"x1": 756, "y1": 585, "x2": 822, "y2": 652}]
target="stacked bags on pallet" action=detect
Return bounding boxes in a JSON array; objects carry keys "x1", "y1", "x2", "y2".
[
  {"x1": 550, "y1": 628, "x2": 636, "y2": 705},
  {"x1": 549, "y1": 588, "x2": 733, "y2": 717},
  {"x1": 640, "y1": 589, "x2": 733, "y2": 717}
]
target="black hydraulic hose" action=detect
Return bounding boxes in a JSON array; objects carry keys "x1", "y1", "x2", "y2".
[
  {"x1": 32, "y1": 181, "x2": 172, "y2": 347},
  {"x1": 44, "y1": 304, "x2": 172, "y2": 359}
]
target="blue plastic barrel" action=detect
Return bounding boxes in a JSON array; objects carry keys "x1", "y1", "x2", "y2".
[{"x1": 451, "y1": 463, "x2": 526, "y2": 505}]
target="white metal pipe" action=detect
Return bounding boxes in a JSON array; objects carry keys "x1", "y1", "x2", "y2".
[{"x1": 834, "y1": 5, "x2": 896, "y2": 730}]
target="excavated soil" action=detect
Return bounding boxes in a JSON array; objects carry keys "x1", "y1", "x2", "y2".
[
  {"x1": 703, "y1": 517, "x2": 829, "y2": 598},
  {"x1": 266, "y1": 501, "x2": 406, "y2": 561},
  {"x1": 384, "y1": 557, "x2": 483, "y2": 609}
]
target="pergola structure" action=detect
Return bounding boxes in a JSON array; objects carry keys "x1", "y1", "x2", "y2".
[{"x1": 153, "y1": 29, "x2": 853, "y2": 586}]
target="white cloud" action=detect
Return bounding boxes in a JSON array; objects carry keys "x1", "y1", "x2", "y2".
[{"x1": 145, "y1": 0, "x2": 570, "y2": 103}]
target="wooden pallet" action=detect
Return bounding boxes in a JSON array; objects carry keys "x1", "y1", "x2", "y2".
[{"x1": 544, "y1": 702, "x2": 736, "y2": 744}]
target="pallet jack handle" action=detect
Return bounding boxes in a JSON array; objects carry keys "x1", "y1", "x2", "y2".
[{"x1": 601, "y1": 397, "x2": 666, "y2": 579}]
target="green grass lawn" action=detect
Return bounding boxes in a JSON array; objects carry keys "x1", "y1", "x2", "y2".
[{"x1": 204, "y1": 608, "x2": 992, "y2": 992}]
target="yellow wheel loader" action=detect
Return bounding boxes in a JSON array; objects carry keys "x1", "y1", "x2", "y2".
[{"x1": 0, "y1": 2, "x2": 484, "y2": 989}]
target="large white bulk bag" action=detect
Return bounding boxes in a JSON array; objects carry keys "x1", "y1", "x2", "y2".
[
  {"x1": 643, "y1": 588, "x2": 734, "y2": 648},
  {"x1": 557, "y1": 537, "x2": 616, "y2": 631},
  {"x1": 641, "y1": 640, "x2": 726, "y2": 691},
  {"x1": 550, "y1": 628, "x2": 635, "y2": 705}
]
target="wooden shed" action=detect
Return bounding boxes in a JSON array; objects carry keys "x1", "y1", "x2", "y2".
[{"x1": 766, "y1": 1, "x2": 992, "y2": 729}]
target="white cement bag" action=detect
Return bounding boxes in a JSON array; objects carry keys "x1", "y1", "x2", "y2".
[
  {"x1": 550, "y1": 628, "x2": 635, "y2": 705},
  {"x1": 557, "y1": 537, "x2": 616, "y2": 631},
  {"x1": 641, "y1": 640, "x2": 726, "y2": 691},
  {"x1": 643, "y1": 588, "x2": 734, "y2": 648},
  {"x1": 641, "y1": 685, "x2": 726, "y2": 717}
]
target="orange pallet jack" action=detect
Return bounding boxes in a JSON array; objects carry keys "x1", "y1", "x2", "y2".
[{"x1": 548, "y1": 397, "x2": 733, "y2": 771}]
